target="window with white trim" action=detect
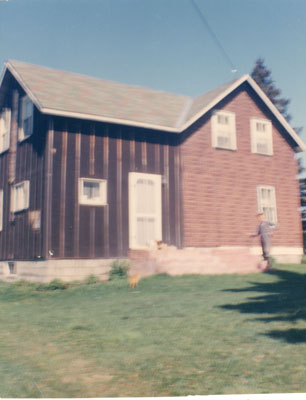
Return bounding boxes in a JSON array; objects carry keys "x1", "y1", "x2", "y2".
[
  {"x1": 19, "y1": 96, "x2": 34, "y2": 141},
  {"x1": 211, "y1": 110, "x2": 237, "y2": 150},
  {"x1": 11, "y1": 181, "x2": 30, "y2": 213},
  {"x1": 251, "y1": 118, "x2": 273, "y2": 155},
  {"x1": 79, "y1": 178, "x2": 107, "y2": 205},
  {"x1": 0, "y1": 189, "x2": 3, "y2": 231},
  {"x1": 0, "y1": 108, "x2": 11, "y2": 153},
  {"x1": 257, "y1": 185, "x2": 277, "y2": 223}
]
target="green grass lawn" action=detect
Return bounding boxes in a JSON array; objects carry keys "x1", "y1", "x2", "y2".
[{"x1": 1, "y1": 264, "x2": 306, "y2": 397}]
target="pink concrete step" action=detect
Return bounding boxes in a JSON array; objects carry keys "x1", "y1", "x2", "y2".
[{"x1": 129, "y1": 247, "x2": 262, "y2": 277}]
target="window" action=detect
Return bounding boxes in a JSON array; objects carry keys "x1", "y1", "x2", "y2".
[
  {"x1": 19, "y1": 96, "x2": 34, "y2": 141},
  {"x1": 211, "y1": 110, "x2": 236, "y2": 150},
  {"x1": 11, "y1": 181, "x2": 30, "y2": 213},
  {"x1": 0, "y1": 189, "x2": 3, "y2": 231},
  {"x1": 251, "y1": 118, "x2": 273, "y2": 155},
  {"x1": 0, "y1": 108, "x2": 11, "y2": 153},
  {"x1": 79, "y1": 178, "x2": 107, "y2": 205},
  {"x1": 129, "y1": 172, "x2": 162, "y2": 249},
  {"x1": 257, "y1": 185, "x2": 277, "y2": 223}
]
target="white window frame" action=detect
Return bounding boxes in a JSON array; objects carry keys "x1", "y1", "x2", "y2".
[
  {"x1": 79, "y1": 178, "x2": 107, "y2": 206},
  {"x1": 129, "y1": 172, "x2": 162, "y2": 250},
  {"x1": 11, "y1": 180, "x2": 30, "y2": 213},
  {"x1": 251, "y1": 118, "x2": 273, "y2": 156},
  {"x1": 19, "y1": 96, "x2": 34, "y2": 141},
  {"x1": 257, "y1": 185, "x2": 277, "y2": 223},
  {"x1": 0, "y1": 189, "x2": 3, "y2": 231},
  {"x1": 0, "y1": 108, "x2": 11, "y2": 153},
  {"x1": 211, "y1": 110, "x2": 237, "y2": 150}
]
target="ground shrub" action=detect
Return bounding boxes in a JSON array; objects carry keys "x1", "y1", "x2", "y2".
[
  {"x1": 83, "y1": 274, "x2": 100, "y2": 285},
  {"x1": 43, "y1": 279, "x2": 68, "y2": 290},
  {"x1": 108, "y1": 259, "x2": 129, "y2": 280}
]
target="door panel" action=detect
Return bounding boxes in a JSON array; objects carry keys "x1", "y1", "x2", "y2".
[{"x1": 129, "y1": 172, "x2": 162, "y2": 249}]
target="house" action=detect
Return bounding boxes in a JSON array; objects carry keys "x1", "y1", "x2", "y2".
[{"x1": 0, "y1": 60, "x2": 304, "y2": 281}]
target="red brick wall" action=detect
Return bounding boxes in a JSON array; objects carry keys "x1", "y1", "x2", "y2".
[{"x1": 181, "y1": 88, "x2": 303, "y2": 248}]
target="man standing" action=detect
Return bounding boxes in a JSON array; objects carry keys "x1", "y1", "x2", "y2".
[{"x1": 251, "y1": 213, "x2": 277, "y2": 270}]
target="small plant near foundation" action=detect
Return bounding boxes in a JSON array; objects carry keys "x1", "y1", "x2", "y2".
[
  {"x1": 109, "y1": 260, "x2": 129, "y2": 281},
  {"x1": 84, "y1": 274, "x2": 100, "y2": 285},
  {"x1": 44, "y1": 279, "x2": 68, "y2": 290}
]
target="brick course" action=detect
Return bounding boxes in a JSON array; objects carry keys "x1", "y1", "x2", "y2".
[{"x1": 181, "y1": 88, "x2": 302, "y2": 248}]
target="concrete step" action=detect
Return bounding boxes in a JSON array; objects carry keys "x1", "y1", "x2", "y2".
[{"x1": 129, "y1": 247, "x2": 262, "y2": 277}]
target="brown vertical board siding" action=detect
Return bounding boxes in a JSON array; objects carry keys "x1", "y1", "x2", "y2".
[
  {"x1": 141, "y1": 138, "x2": 147, "y2": 172},
  {"x1": 32, "y1": 113, "x2": 47, "y2": 259},
  {"x1": 94, "y1": 207, "x2": 105, "y2": 257},
  {"x1": 80, "y1": 122, "x2": 91, "y2": 176},
  {"x1": 65, "y1": 129, "x2": 77, "y2": 257},
  {"x1": 43, "y1": 117, "x2": 54, "y2": 259},
  {"x1": 94, "y1": 125, "x2": 104, "y2": 177},
  {"x1": 79, "y1": 206, "x2": 91, "y2": 257},
  {"x1": 129, "y1": 128, "x2": 136, "y2": 171},
  {"x1": 103, "y1": 134, "x2": 110, "y2": 257},
  {"x1": 146, "y1": 138, "x2": 156, "y2": 174},
  {"x1": 90, "y1": 208, "x2": 95, "y2": 258},
  {"x1": 59, "y1": 128, "x2": 68, "y2": 257},
  {"x1": 121, "y1": 137, "x2": 130, "y2": 254},
  {"x1": 174, "y1": 146, "x2": 182, "y2": 248},
  {"x1": 89, "y1": 124, "x2": 95, "y2": 176},
  {"x1": 116, "y1": 132, "x2": 123, "y2": 255},
  {"x1": 162, "y1": 140, "x2": 170, "y2": 243},
  {"x1": 168, "y1": 145, "x2": 176, "y2": 245},
  {"x1": 51, "y1": 127, "x2": 63, "y2": 257},
  {"x1": 134, "y1": 131, "x2": 142, "y2": 171},
  {"x1": 108, "y1": 130, "x2": 117, "y2": 257},
  {"x1": 74, "y1": 129, "x2": 81, "y2": 258},
  {"x1": 30, "y1": 137, "x2": 38, "y2": 258}
]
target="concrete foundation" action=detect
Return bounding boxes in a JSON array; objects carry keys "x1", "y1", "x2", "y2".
[
  {"x1": 0, "y1": 258, "x2": 119, "y2": 283},
  {"x1": 0, "y1": 246, "x2": 303, "y2": 283}
]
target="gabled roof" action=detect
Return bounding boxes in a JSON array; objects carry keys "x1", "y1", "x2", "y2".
[{"x1": 1, "y1": 60, "x2": 305, "y2": 151}]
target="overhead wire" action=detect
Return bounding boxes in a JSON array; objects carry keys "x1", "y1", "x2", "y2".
[{"x1": 190, "y1": 0, "x2": 237, "y2": 74}]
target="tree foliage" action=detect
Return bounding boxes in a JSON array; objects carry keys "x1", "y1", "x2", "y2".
[{"x1": 251, "y1": 57, "x2": 291, "y2": 122}]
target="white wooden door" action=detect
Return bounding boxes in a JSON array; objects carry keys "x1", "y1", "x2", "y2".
[{"x1": 129, "y1": 172, "x2": 162, "y2": 249}]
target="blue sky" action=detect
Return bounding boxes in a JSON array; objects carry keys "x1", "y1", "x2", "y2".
[{"x1": 1, "y1": 0, "x2": 306, "y2": 160}]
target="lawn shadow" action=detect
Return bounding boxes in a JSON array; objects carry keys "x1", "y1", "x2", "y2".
[{"x1": 219, "y1": 266, "x2": 306, "y2": 344}]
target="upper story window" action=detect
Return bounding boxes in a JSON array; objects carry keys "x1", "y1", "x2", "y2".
[
  {"x1": 0, "y1": 108, "x2": 11, "y2": 153},
  {"x1": 19, "y1": 96, "x2": 34, "y2": 141},
  {"x1": 257, "y1": 185, "x2": 277, "y2": 223},
  {"x1": 211, "y1": 110, "x2": 237, "y2": 150},
  {"x1": 79, "y1": 178, "x2": 107, "y2": 206},
  {"x1": 251, "y1": 118, "x2": 273, "y2": 156},
  {"x1": 11, "y1": 181, "x2": 30, "y2": 213}
]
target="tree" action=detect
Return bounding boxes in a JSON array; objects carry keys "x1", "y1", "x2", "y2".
[
  {"x1": 251, "y1": 58, "x2": 306, "y2": 249},
  {"x1": 251, "y1": 57, "x2": 291, "y2": 122}
]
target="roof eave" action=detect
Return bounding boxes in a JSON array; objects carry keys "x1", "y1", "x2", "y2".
[
  {"x1": 41, "y1": 107, "x2": 180, "y2": 133},
  {"x1": 179, "y1": 74, "x2": 249, "y2": 132},
  {"x1": 6, "y1": 61, "x2": 44, "y2": 111},
  {"x1": 246, "y1": 75, "x2": 306, "y2": 152}
]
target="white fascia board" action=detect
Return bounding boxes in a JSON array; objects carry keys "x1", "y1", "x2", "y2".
[
  {"x1": 180, "y1": 75, "x2": 249, "y2": 132},
  {"x1": 5, "y1": 62, "x2": 44, "y2": 111},
  {"x1": 0, "y1": 63, "x2": 8, "y2": 89},
  {"x1": 41, "y1": 107, "x2": 179, "y2": 133},
  {"x1": 246, "y1": 75, "x2": 306, "y2": 152}
]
